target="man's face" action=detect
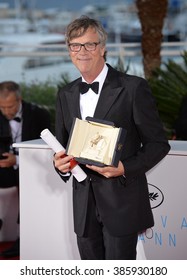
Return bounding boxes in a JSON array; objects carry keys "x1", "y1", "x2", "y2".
[
  {"x1": 68, "y1": 27, "x2": 106, "y2": 79},
  {"x1": 0, "y1": 92, "x2": 21, "y2": 120}
]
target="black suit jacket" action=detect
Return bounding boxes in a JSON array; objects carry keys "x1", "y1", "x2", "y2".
[
  {"x1": 175, "y1": 96, "x2": 187, "y2": 140},
  {"x1": 55, "y1": 64, "x2": 170, "y2": 237},
  {"x1": 0, "y1": 101, "x2": 51, "y2": 188}
]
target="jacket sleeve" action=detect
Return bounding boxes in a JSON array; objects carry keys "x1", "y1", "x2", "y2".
[{"x1": 123, "y1": 78, "x2": 170, "y2": 179}]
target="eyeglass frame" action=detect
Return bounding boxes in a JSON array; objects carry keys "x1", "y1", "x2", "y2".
[{"x1": 68, "y1": 41, "x2": 101, "y2": 52}]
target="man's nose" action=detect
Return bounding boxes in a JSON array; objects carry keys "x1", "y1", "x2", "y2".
[{"x1": 79, "y1": 45, "x2": 88, "y2": 52}]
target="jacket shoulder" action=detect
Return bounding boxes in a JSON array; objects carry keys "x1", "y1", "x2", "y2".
[{"x1": 107, "y1": 63, "x2": 148, "y2": 87}]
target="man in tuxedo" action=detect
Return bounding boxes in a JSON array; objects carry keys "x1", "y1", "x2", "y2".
[
  {"x1": 53, "y1": 16, "x2": 170, "y2": 260},
  {"x1": 0, "y1": 81, "x2": 51, "y2": 257}
]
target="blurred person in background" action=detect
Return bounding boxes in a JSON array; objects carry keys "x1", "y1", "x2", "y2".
[{"x1": 0, "y1": 81, "x2": 51, "y2": 258}]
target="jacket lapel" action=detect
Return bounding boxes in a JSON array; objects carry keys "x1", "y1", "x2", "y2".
[
  {"x1": 94, "y1": 66, "x2": 124, "y2": 119},
  {"x1": 64, "y1": 66, "x2": 125, "y2": 121},
  {"x1": 65, "y1": 79, "x2": 82, "y2": 119}
]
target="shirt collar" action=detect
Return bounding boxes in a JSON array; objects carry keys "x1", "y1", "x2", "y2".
[{"x1": 82, "y1": 64, "x2": 108, "y2": 94}]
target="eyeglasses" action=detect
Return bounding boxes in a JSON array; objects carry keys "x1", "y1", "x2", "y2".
[{"x1": 68, "y1": 42, "x2": 100, "y2": 52}]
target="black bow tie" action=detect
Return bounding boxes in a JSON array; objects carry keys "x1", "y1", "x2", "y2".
[
  {"x1": 13, "y1": 117, "x2": 21, "y2": 122},
  {"x1": 79, "y1": 82, "x2": 99, "y2": 94}
]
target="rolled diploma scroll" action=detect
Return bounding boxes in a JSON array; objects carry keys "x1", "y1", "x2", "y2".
[{"x1": 40, "y1": 129, "x2": 87, "y2": 182}]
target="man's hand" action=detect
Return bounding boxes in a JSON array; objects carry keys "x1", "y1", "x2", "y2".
[
  {"x1": 86, "y1": 161, "x2": 125, "y2": 178},
  {"x1": 54, "y1": 151, "x2": 74, "y2": 173},
  {"x1": 0, "y1": 152, "x2": 16, "y2": 168}
]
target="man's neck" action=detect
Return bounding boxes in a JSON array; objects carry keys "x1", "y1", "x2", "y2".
[{"x1": 82, "y1": 63, "x2": 106, "y2": 83}]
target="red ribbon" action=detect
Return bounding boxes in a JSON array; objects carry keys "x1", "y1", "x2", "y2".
[{"x1": 60, "y1": 154, "x2": 78, "y2": 170}]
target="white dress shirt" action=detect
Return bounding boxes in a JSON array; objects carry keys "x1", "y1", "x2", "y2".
[{"x1": 80, "y1": 64, "x2": 108, "y2": 120}]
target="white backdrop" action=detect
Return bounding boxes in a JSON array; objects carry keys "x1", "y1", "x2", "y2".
[
  {"x1": 140, "y1": 141, "x2": 187, "y2": 259},
  {"x1": 14, "y1": 139, "x2": 187, "y2": 260}
]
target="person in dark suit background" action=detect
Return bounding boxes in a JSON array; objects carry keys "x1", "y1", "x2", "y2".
[
  {"x1": 0, "y1": 81, "x2": 51, "y2": 257},
  {"x1": 53, "y1": 16, "x2": 170, "y2": 260}
]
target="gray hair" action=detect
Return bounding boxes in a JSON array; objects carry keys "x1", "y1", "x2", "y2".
[
  {"x1": 0, "y1": 81, "x2": 21, "y2": 99},
  {"x1": 65, "y1": 15, "x2": 108, "y2": 46}
]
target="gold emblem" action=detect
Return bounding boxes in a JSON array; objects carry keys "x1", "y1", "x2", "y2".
[{"x1": 117, "y1": 143, "x2": 123, "y2": 151}]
